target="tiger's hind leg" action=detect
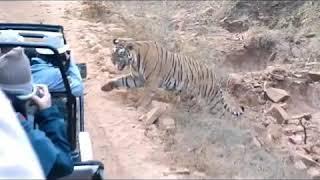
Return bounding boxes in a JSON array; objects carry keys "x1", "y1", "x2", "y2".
[
  {"x1": 207, "y1": 89, "x2": 244, "y2": 118},
  {"x1": 179, "y1": 93, "x2": 203, "y2": 113},
  {"x1": 208, "y1": 90, "x2": 226, "y2": 116}
]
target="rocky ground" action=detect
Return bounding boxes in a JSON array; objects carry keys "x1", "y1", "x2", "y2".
[{"x1": 79, "y1": 1, "x2": 320, "y2": 178}]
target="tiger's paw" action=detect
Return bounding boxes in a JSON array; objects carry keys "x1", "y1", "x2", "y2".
[
  {"x1": 228, "y1": 105, "x2": 245, "y2": 117},
  {"x1": 220, "y1": 90, "x2": 244, "y2": 117},
  {"x1": 101, "y1": 81, "x2": 116, "y2": 92}
]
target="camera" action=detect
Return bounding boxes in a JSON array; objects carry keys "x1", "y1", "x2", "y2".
[{"x1": 34, "y1": 84, "x2": 47, "y2": 98}]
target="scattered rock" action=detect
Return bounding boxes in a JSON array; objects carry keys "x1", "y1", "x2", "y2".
[
  {"x1": 143, "y1": 107, "x2": 163, "y2": 125},
  {"x1": 108, "y1": 14, "x2": 123, "y2": 22},
  {"x1": 169, "y1": 19, "x2": 186, "y2": 31},
  {"x1": 292, "y1": 73, "x2": 303, "y2": 79},
  {"x1": 311, "y1": 145, "x2": 320, "y2": 154},
  {"x1": 262, "y1": 121, "x2": 270, "y2": 128},
  {"x1": 158, "y1": 116, "x2": 175, "y2": 131},
  {"x1": 279, "y1": 102, "x2": 289, "y2": 110},
  {"x1": 306, "y1": 62, "x2": 320, "y2": 67},
  {"x1": 86, "y1": 39, "x2": 97, "y2": 48},
  {"x1": 266, "y1": 105, "x2": 289, "y2": 124},
  {"x1": 108, "y1": 27, "x2": 126, "y2": 35},
  {"x1": 142, "y1": 101, "x2": 169, "y2": 126},
  {"x1": 221, "y1": 19, "x2": 249, "y2": 33},
  {"x1": 192, "y1": 171, "x2": 206, "y2": 178},
  {"x1": 265, "y1": 87, "x2": 290, "y2": 103},
  {"x1": 91, "y1": 26, "x2": 107, "y2": 33},
  {"x1": 312, "y1": 174, "x2": 320, "y2": 180},
  {"x1": 305, "y1": 33, "x2": 316, "y2": 38},
  {"x1": 163, "y1": 167, "x2": 190, "y2": 176},
  {"x1": 303, "y1": 146, "x2": 312, "y2": 154},
  {"x1": 294, "y1": 160, "x2": 307, "y2": 170},
  {"x1": 293, "y1": 80, "x2": 308, "y2": 86},
  {"x1": 308, "y1": 71, "x2": 320, "y2": 81},
  {"x1": 138, "y1": 114, "x2": 146, "y2": 121},
  {"x1": 257, "y1": 93, "x2": 267, "y2": 105},
  {"x1": 268, "y1": 52, "x2": 277, "y2": 62},
  {"x1": 144, "y1": 124, "x2": 160, "y2": 139},
  {"x1": 229, "y1": 73, "x2": 243, "y2": 83},
  {"x1": 172, "y1": 9, "x2": 188, "y2": 20},
  {"x1": 253, "y1": 82, "x2": 261, "y2": 88},
  {"x1": 270, "y1": 73, "x2": 285, "y2": 81},
  {"x1": 296, "y1": 152, "x2": 320, "y2": 167},
  {"x1": 308, "y1": 167, "x2": 320, "y2": 179},
  {"x1": 312, "y1": 112, "x2": 320, "y2": 122},
  {"x1": 187, "y1": 147, "x2": 196, "y2": 152},
  {"x1": 202, "y1": 7, "x2": 214, "y2": 16},
  {"x1": 90, "y1": 44, "x2": 102, "y2": 54},
  {"x1": 267, "y1": 124, "x2": 282, "y2": 143},
  {"x1": 262, "y1": 116, "x2": 278, "y2": 128},
  {"x1": 269, "y1": 67, "x2": 286, "y2": 80},
  {"x1": 105, "y1": 23, "x2": 118, "y2": 29},
  {"x1": 252, "y1": 136, "x2": 262, "y2": 147},
  {"x1": 288, "y1": 134, "x2": 304, "y2": 145},
  {"x1": 291, "y1": 113, "x2": 312, "y2": 121},
  {"x1": 151, "y1": 100, "x2": 170, "y2": 110},
  {"x1": 283, "y1": 125, "x2": 304, "y2": 136}
]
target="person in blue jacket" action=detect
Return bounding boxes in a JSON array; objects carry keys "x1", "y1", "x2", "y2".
[
  {"x1": 31, "y1": 34, "x2": 84, "y2": 97},
  {"x1": 0, "y1": 30, "x2": 84, "y2": 97},
  {"x1": 0, "y1": 47, "x2": 74, "y2": 179}
]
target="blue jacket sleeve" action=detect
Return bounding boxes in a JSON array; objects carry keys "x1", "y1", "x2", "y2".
[
  {"x1": 21, "y1": 106, "x2": 74, "y2": 179},
  {"x1": 31, "y1": 57, "x2": 84, "y2": 97},
  {"x1": 66, "y1": 56, "x2": 84, "y2": 97}
]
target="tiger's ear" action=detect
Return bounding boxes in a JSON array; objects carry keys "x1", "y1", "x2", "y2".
[
  {"x1": 126, "y1": 43, "x2": 134, "y2": 50},
  {"x1": 113, "y1": 38, "x2": 120, "y2": 45}
]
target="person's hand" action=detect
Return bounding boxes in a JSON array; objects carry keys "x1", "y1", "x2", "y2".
[{"x1": 31, "y1": 85, "x2": 52, "y2": 110}]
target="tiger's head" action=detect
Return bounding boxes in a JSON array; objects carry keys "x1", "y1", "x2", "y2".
[{"x1": 111, "y1": 38, "x2": 135, "y2": 71}]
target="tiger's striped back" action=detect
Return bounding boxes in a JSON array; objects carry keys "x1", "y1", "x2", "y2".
[{"x1": 111, "y1": 39, "x2": 244, "y2": 116}]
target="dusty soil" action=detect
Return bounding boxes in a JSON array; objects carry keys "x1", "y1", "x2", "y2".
[{"x1": 2, "y1": 0, "x2": 320, "y2": 179}]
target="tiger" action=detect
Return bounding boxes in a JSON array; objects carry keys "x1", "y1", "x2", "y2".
[{"x1": 101, "y1": 38, "x2": 244, "y2": 117}]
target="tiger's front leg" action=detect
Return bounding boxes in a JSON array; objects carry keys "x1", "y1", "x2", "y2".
[{"x1": 101, "y1": 74, "x2": 144, "y2": 92}]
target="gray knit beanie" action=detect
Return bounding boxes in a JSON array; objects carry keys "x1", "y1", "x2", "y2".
[{"x1": 0, "y1": 47, "x2": 34, "y2": 98}]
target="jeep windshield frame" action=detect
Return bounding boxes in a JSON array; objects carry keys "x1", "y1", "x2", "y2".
[{"x1": 0, "y1": 41, "x2": 77, "y2": 150}]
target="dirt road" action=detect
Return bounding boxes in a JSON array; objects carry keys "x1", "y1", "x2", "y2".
[{"x1": 0, "y1": 1, "x2": 179, "y2": 178}]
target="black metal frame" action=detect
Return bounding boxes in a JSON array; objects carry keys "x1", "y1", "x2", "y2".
[{"x1": 0, "y1": 23, "x2": 77, "y2": 150}]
